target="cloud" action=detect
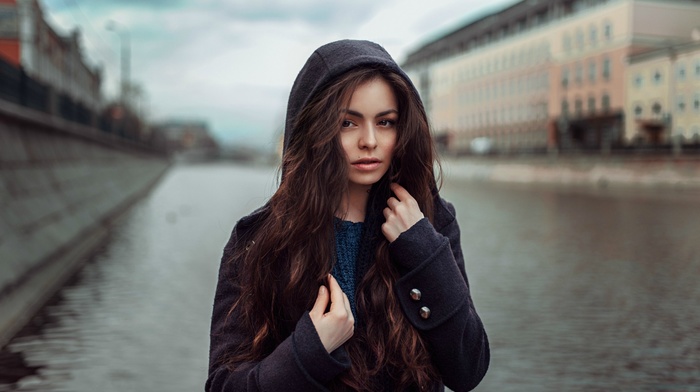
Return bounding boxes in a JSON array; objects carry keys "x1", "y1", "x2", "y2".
[
  {"x1": 46, "y1": 0, "x2": 188, "y2": 11},
  {"x1": 39, "y1": 0, "x2": 521, "y2": 150},
  {"x1": 105, "y1": 0, "x2": 187, "y2": 7},
  {"x1": 214, "y1": 1, "x2": 383, "y2": 28}
]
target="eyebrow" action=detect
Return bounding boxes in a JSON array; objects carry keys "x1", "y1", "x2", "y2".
[{"x1": 342, "y1": 109, "x2": 398, "y2": 119}]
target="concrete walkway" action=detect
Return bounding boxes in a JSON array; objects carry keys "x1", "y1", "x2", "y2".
[{"x1": 440, "y1": 155, "x2": 700, "y2": 189}]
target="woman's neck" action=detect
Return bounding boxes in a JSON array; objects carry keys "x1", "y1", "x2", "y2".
[{"x1": 336, "y1": 183, "x2": 371, "y2": 223}]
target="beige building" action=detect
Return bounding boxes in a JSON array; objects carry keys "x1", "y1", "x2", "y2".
[
  {"x1": 626, "y1": 40, "x2": 700, "y2": 144},
  {"x1": 402, "y1": 0, "x2": 700, "y2": 153}
]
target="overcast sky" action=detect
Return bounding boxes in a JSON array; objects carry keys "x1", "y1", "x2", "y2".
[{"x1": 42, "y1": 0, "x2": 517, "y2": 151}]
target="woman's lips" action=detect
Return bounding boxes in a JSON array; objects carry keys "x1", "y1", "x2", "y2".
[{"x1": 352, "y1": 158, "x2": 381, "y2": 171}]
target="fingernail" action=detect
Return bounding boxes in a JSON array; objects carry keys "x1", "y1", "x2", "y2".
[{"x1": 319, "y1": 286, "x2": 326, "y2": 294}]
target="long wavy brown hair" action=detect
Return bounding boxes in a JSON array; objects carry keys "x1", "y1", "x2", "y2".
[{"x1": 225, "y1": 65, "x2": 442, "y2": 390}]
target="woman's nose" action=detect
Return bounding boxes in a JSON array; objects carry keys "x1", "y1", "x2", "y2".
[{"x1": 359, "y1": 126, "x2": 377, "y2": 149}]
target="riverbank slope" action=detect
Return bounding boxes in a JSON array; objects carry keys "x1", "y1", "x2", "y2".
[{"x1": 0, "y1": 100, "x2": 170, "y2": 347}]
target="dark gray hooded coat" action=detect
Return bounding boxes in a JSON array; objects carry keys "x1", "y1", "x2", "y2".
[{"x1": 206, "y1": 39, "x2": 489, "y2": 392}]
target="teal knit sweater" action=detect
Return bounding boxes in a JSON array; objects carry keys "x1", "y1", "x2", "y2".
[{"x1": 333, "y1": 218, "x2": 363, "y2": 318}]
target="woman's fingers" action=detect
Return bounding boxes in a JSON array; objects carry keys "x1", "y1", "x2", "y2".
[
  {"x1": 310, "y1": 285, "x2": 328, "y2": 318},
  {"x1": 329, "y1": 275, "x2": 353, "y2": 329},
  {"x1": 382, "y1": 183, "x2": 424, "y2": 243},
  {"x1": 342, "y1": 291, "x2": 354, "y2": 325},
  {"x1": 328, "y1": 275, "x2": 354, "y2": 325},
  {"x1": 390, "y1": 182, "x2": 414, "y2": 203},
  {"x1": 310, "y1": 275, "x2": 354, "y2": 353},
  {"x1": 327, "y1": 274, "x2": 344, "y2": 311},
  {"x1": 386, "y1": 196, "x2": 400, "y2": 210}
]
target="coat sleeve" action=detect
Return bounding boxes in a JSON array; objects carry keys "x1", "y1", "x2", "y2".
[
  {"x1": 206, "y1": 227, "x2": 351, "y2": 392},
  {"x1": 388, "y1": 200, "x2": 490, "y2": 392}
]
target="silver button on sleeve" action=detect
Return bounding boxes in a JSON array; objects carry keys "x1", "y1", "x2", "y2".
[
  {"x1": 410, "y1": 288, "x2": 422, "y2": 301},
  {"x1": 419, "y1": 306, "x2": 431, "y2": 319}
]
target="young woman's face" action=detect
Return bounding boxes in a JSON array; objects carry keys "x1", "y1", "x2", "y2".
[{"x1": 340, "y1": 77, "x2": 398, "y2": 191}]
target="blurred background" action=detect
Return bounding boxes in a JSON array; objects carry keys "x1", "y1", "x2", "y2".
[{"x1": 1, "y1": 0, "x2": 700, "y2": 391}]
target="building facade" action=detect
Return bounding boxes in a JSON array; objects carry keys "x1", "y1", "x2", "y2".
[
  {"x1": 626, "y1": 40, "x2": 700, "y2": 144},
  {"x1": 149, "y1": 120, "x2": 219, "y2": 157},
  {"x1": 402, "y1": 0, "x2": 700, "y2": 153},
  {"x1": 0, "y1": 0, "x2": 102, "y2": 111}
]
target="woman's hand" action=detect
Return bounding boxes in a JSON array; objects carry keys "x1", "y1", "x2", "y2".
[
  {"x1": 309, "y1": 274, "x2": 354, "y2": 353},
  {"x1": 382, "y1": 183, "x2": 424, "y2": 243}
]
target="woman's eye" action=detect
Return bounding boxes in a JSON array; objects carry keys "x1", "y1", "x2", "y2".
[
  {"x1": 378, "y1": 119, "x2": 396, "y2": 127},
  {"x1": 341, "y1": 120, "x2": 354, "y2": 127}
]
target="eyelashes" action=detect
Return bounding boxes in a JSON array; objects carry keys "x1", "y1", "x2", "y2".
[{"x1": 341, "y1": 119, "x2": 397, "y2": 128}]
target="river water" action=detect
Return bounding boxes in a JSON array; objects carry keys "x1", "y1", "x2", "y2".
[{"x1": 1, "y1": 163, "x2": 699, "y2": 391}]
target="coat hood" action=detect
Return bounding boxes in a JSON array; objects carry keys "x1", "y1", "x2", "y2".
[{"x1": 282, "y1": 39, "x2": 419, "y2": 156}]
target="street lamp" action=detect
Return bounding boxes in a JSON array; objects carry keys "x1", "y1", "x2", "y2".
[{"x1": 105, "y1": 20, "x2": 131, "y2": 105}]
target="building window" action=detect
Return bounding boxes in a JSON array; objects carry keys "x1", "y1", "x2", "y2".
[
  {"x1": 634, "y1": 104, "x2": 643, "y2": 117},
  {"x1": 588, "y1": 96, "x2": 596, "y2": 113},
  {"x1": 677, "y1": 95, "x2": 686, "y2": 112},
  {"x1": 590, "y1": 25, "x2": 598, "y2": 45},
  {"x1": 563, "y1": 33, "x2": 572, "y2": 52},
  {"x1": 575, "y1": 98, "x2": 583, "y2": 116},
  {"x1": 535, "y1": 11, "x2": 547, "y2": 26},
  {"x1": 652, "y1": 102, "x2": 662, "y2": 114},
  {"x1": 653, "y1": 70, "x2": 662, "y2": 84},
  {"x1": 562, "y1": 67, "x2": 570, "y2": 87},
  {"x1": 589, "y1": 60, "x2": 597, "y2": 83},
  {"x1": 634, "y1": 74, "x2": 643, "y2": 88},
  {"x1": 562, "y1": 99, "x2": 569, "y2": 117},
  {"x1": 576, "y1": 28, "x2": 585, "y2": 49},
  {"x1": 497, "y1": 28, "x2": 505, "y2": 40},
  {"x1": 678, "y1": 63, "x2": 687, "y2": 81},
  {"x1": 602, "y1": 57, "x2": 611, "y2": 80},
  {"x1": 604, "y1": 21, "x2": 612, "y2": 40},
  {"x1": 575, "y1": 62, "x2": 583, "y2": 84},
  {"x1": 694, "y1": 93, "x2": 700, "y2": 111},
  {"x1": 695, "y1": 59, "x2": 700, "y2": 78},
  {"x1": 602, "y1": 93, "x2": 610, "y2": 112}
]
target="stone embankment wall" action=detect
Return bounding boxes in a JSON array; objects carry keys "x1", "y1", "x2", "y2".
[
  {"x1": 0, "y1": 99, "x2": 170, "y2": 347},
  {"x1": 443, "y1": 155, "x2": 700, "y2": 189}
]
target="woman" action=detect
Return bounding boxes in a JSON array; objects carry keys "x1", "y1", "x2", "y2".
[{"x1": 207, "y1": 39, "x2": 489, "y2": 392}]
